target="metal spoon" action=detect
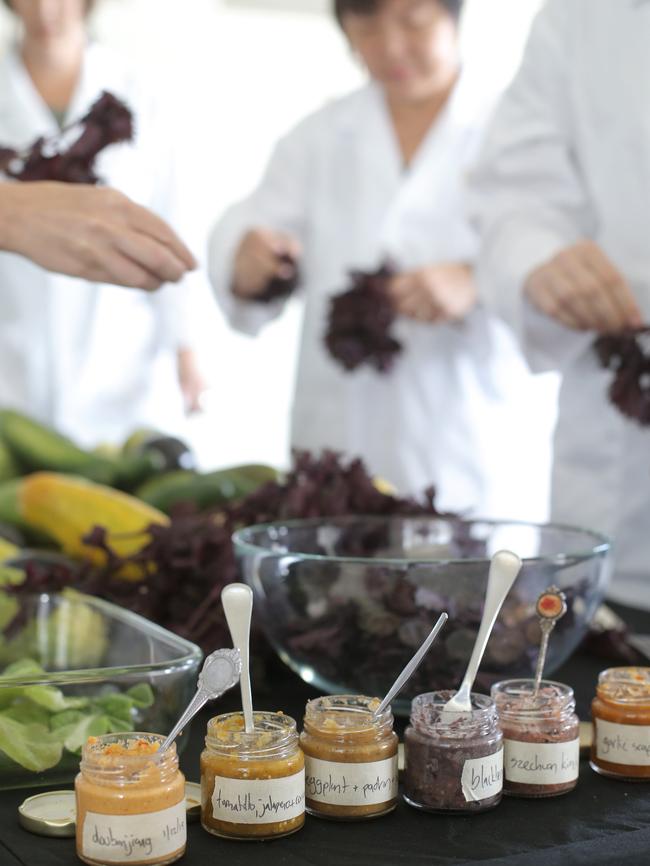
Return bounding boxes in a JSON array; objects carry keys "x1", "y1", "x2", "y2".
[
  {"x1": 374, "y1": 612, "x2": 448, "y2": 718},
  {"x1": 221, "y1": 583, "x2": 255, "y2": 733},
  {"x1": 442, "y1": 550, "x2": 522, "y2": 716},
  {"x1": 158, "y1": 648, "x2": 242, "y2": 755}
]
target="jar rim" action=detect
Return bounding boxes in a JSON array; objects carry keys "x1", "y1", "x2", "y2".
[
  {"x1": 410, "y1": 690, "x2": 498, "y2": 736},
  {"x1": 491, "y1": 679, "x2": 575, "y2": 719},
  {"x1": 205, "y1": 711, "x2": 298, "y2": 758},
  {"x1": 80, "y1": 733, "x2": 178, "y2": 781},
  {"x1": 304, "y1": 695, "x2": 393, "y2": 734},
  {"x1": 597, "y1": 667, "x2": 650, "y2": 704}
]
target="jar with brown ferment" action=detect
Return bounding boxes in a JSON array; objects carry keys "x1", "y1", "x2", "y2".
[
  {"x1": 201, "y1": 711, "x2": 305, "y2": 840},
  {"x1": 591, "y1": 667, "x2": 650, "y2": 780},
  {"x1": 492, "y1": 679, "x2": 580, "y2": 798},
  {"x1": 300, "y1": 695, "x2": 398, "y2": 820}
]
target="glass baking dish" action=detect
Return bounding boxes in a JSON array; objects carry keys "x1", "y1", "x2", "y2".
[{"x1": 0, "y1": 591, "x2": 202, "y2": 789}]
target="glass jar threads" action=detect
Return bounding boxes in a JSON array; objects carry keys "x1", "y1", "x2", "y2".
[
  {"x1": 300, "y1": 695, "x2": 399, "y2": 820},
  {"x1": 403, "y1": 691, "x2": 503, "y2": 813},
  {"x1": 492, "y1": 679, "x2": 580, "y2": 798},
  {"x1": 200, "y1": 711, "x2": 305, "y2": 840},
  {"x1": 75, "y1": 733, "x2": 186, "y2": 866},
  {"x1": 591, "y1": 667, "x2": 650, "y2": 780}
]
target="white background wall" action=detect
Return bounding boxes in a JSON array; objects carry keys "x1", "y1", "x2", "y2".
[{"x1": 0, "y1": 0, "x2": 543, "y2": 470}]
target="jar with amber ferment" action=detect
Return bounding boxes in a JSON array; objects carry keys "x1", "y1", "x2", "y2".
[
  {"x1": 300, "y1": 695, "x2": 399, "y2": 820},
  {"x1": 403, "y1": 691, "x2": 503, "y2": 813},
  {"x1": 200, "y1": 711, "x2": 305, "y2": 840},
  {"x1": 492, "y1": 679, "x2": 580, "y2": 798},
  {"x1": 591, "y1": 667, "x2": 650, "y2": 780},
  {"x1": 75, "y1": 733, "x2": 186, "y2": 866}
]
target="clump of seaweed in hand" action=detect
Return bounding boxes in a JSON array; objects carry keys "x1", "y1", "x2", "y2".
[
  {"x1": 325, "y1": 265, "x2": 402, "y2": 373},
  {"x1": 0, "y1": 91, "x2": 133, "y2": 185},
  {"x1": 595, "y1": 327, "x2": 650, "y2": 425},
  {"x1": 255, "y1": 253, "x2": 300, "y2": 304}
]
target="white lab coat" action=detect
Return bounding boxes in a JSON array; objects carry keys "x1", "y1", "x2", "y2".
[
  {"x1": 209, "y1": 77, "x2": 559, "y2": 520},
  {"x1": 0, "y1": 42, "x2": 200, "y2": 447},
  {"x1": 471, "y1": 0, "x2": 650, "y2": 607}
]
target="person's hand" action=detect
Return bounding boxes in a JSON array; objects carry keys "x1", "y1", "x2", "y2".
[
  {"x1": 388, "y1": 263, "x2": 477, "y2": 323},
  {"x1": 232, "y1": 228, "x2": 301, "y2": 299},
  {"x1": 524, "y1": 241, "x2": 643, "y2": 333},
  {"x1": 177, "y1": 347, "x2": 207, "y2": 414},
  {"x1": 0, "y1": 181, "x2": 196, "y2": 290}
]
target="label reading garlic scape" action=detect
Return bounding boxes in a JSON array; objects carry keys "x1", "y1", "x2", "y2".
[
  {"x1": 461, "y1": 749, "x2": 503, "y2": 803},
  {"x1": 82, "y1": 802, "x2": 186, "y2": 863},
  {"x1": 504, "y1": 738, "x2": 580, "y2": 785},
  {"x1": 305, "y1": 755, "x2": 398, "y2": 806},
  {"x1": 211, "y1": 770, "x2": 305, "y2": 824},
  {"x1": 596, "y1": 719, "x2": 650, "y2": 766}
]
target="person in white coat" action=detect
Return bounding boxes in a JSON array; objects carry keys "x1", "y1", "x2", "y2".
[
  {"x1": 0, "y1": 0, "x2": 207, "y2": 446},
  {"x1": 209, "y1": 0, "x2": 558, "y2": 519},
  {"x1": 471, "y1": 0, "x2": 650, "y2": 608}
]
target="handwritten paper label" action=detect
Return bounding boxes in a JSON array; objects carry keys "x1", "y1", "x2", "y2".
[
  {"x1": 504, "y1": 738, "x2": 580, "y2": 785},
  {"x1": 596, "y1": 719, "x2": 650, "y2": 766},
  {"x1": 461, "y1": 749, "x2": 503, "y2": 803},
  {"x1": 210, "y1": 770, "x2": 305, "y2": 825},
  {"x1": 305, "y1": 755, "x2": 398, "y2": 806},
  {"x1": 82, "y1": 801, "x2": 186, "y2": 864}
]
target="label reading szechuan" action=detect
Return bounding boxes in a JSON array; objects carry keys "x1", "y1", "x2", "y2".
[
  {"x1": 504, "y1": 738, "x2": 580, "y2": 785},
  {"x1": 460, "y1": 749, "x2": 503, "y2": 803},
  {"x1": 596, "y1": 719, "x2": 650, "y2": 766},
  {"x1": 305, "y1": 755, "x2": 398, "y2": 806},
  {"x1": 210, "y1": 770, "x2": 305, "y2": 824},
  {"x1": 81, "y1": 801, "x2": 186, "y2": 864}
]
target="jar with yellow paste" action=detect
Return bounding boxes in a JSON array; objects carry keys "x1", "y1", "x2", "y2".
[
  {"x1": 201, "y1": 711, "x2": 305, "y2": 840},
  {"x1": 300, "y1": 695, "x2": 399, "y2": 820},
  {"x1": 591, "y1": 667, "x2": 650, "y2": 780},
  {"x1": 75, "y1": 734, "x2": 186, "y2": 866}
]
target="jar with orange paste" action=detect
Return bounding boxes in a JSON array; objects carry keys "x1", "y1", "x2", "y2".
[
  {"x1": 591, "y1": 667, "x2": 650, "y2": 780},
  {"x1": 201, "y1": 711, "x2": 305, "y2": 840},
  {"x1": 300, "y1": 695, "x2": 399, "y2": 820},
  {"x1": 75, "y1": 733, "x2": 186, "y2": 866}
]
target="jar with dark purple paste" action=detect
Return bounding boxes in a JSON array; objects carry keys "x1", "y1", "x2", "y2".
[
  {"x1": 403, "y1": 691, "x2": 503, "y2": 814},
  {"x1": 492, "y1": 680, "x2": 580, "y2": 798}
]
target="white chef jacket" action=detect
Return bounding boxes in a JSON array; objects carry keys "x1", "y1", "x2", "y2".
[
  {"x1": 0, "y1": 42, "x2": 201, "y2": 447},
  {"x1": 470, "y1": 0, "x2": 650, "y2": 607},
  {"x1": 209, "y1": 76, "x2": 559, "y2": 520}
]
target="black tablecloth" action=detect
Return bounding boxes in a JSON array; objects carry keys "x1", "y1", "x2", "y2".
[{"x1": 2, "y1": 605, "x2": 650, "y2": 866}]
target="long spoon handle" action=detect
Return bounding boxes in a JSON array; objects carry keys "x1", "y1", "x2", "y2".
[
  {"x1": 375, "y1": 612, "x2": 448, "y2": 717},
  {"x1": 459, "y1": 550, "x2": 523, "y2": 696},
  {"x1": 222, "y1": 583, "x2": 255, "y2": 733}
]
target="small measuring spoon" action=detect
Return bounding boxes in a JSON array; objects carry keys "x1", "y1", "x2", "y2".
[
  {"x1": 221, "y1": 583, "x2": 255, "y2": 734},
  {"x1": 533, "y1": 586, "x2": 568, "y2": 695},
  {"x1": 374, "y1": 612, "x2": 448, "y2": 718},
  {"x1": 442, "y1": 550, "x2": 522, "y2": 716},
  {"x1": 158, "y1": 649, "x2": 242, "y2": 755}
]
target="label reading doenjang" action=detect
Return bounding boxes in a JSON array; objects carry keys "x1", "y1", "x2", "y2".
[{"x1": 81, "y1": 801, "x2": 186, "y2": 863}]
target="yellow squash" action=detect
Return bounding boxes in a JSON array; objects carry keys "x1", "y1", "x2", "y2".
[{"x1": 20, "y1": 473, "x2": 169, "y2": 578}]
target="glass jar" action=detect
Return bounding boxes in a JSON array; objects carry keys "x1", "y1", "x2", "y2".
[
  {"x1": 200, "y1": 711, "x2": 305, "y2": 840},
  {"x1": 403, "y1": 691, "x2": 503, "y2": 813},
  {"x1": 591, "y1": 667, "x2": 650, "y2": 780},
  {"x1": 75, "y1": 733, "x2": 186, "y2": 866},
  {"x1": 492, "y1": 679, "x2": 580, "y2": 798},
  {"x1": 300, "y1": 695, "x2": 399, "y2": 821}
]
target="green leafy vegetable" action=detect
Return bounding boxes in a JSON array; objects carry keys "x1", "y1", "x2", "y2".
[{"x1": 0, "y1": 661, "x2": 155, "y2": 772}]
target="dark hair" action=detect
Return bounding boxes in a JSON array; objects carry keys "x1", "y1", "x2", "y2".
[{"x1": 334, "y1": 0, "x2": 463, "y2": 24}]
